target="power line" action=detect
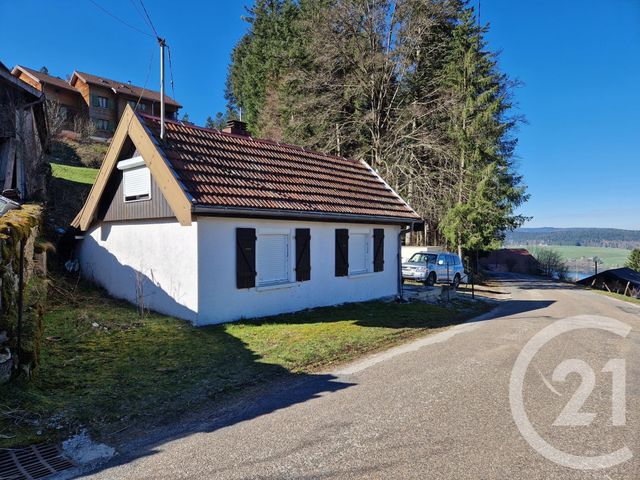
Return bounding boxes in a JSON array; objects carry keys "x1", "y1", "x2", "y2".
[
  {"x1": 138, "y1": 0, "x2": 160, "y2": 39},
  {"x1": 126, "y1": 48, "x2": 156, "y2": 131},
  {"x1": 87, "y1": 0, "x2": 153, "y2": 38},
  {"x1": 167, "y1": 45, "x2": 176, "y2": 101}
]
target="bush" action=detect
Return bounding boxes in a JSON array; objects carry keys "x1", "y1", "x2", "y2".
[{"x1": 531, "y1": 247, "x2": 569, "y2": 280}]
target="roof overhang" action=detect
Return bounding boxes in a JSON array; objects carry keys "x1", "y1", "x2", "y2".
[
  {"x1": 1, "y1": 67, "x2": 43, "y2": 100},
  {"x1": 193, "y1": 205, "x2": 421, "y2": 226}
]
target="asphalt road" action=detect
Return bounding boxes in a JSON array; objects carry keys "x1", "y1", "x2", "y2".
[{"x1": 78, "y1": 274, "x2": 639, "y2": 479}]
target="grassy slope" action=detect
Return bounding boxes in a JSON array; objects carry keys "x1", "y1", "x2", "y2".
[
  {"x1": 0, "y1": 284, "x2": 490, "y2": 448},
  {"x1": 50, "y1": 163, "x2": 99, "y2": 185}
]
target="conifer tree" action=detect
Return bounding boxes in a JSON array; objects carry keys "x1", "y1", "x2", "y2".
[
  {"x1": 438, "y1": 6, "x2": 528, "y2": 257},
  {"x1": 626, "y1": 249, "x2": 640, "y2": 272}
]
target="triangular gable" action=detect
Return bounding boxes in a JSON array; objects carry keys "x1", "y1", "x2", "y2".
[{"x1": 72, "y1": 105, "x2": 192, "y2": 230}]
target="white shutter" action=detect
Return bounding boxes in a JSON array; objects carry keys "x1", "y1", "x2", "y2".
[
  {"x1": 257, "y1": 233, "x2": 289, "y2": 285},
  {"x1": 349, "y1": 233, "x2": 368, "y2": 274},
  {"x1": 123, "y1": 166, "x2": 151, "y2": 201}
]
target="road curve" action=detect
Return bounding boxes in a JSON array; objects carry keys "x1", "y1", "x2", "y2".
[{"x1": 76, "y1": 274, "x2": 639, "y2": 479}]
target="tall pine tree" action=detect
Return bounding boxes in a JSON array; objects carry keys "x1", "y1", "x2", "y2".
[{"x1": 438, "y1": 6, "x2": 528, "y2": 259}]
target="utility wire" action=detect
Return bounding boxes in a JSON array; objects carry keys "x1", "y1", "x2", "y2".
[
  {"x1": 126, "y1": 48, "x2": 156, "y2": 132},
  {"x1": 167, "y1": 45, "x2": 176, "y2": 101},
  {"x1": 87, "y1": 0, "x2": 153, "y2": 38},
  {"x1": 128, "y1": 0, "x2": 149, "y2": 28},
  {"x1": 135, "y1": 0, "x2": 177, "y2": 104},
  {"x1": 138, "y1": 0, "x2": 160, "y2": 39}
]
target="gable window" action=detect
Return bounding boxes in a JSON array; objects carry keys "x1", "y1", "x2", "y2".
[
  {"x1": 117, "y1": 156, "x2": 151, "y2": 202},
  {"x1": 348, "y1": 231, "x2": 370, "y2": 275},
  {"x1": 257, "y1": 231, "x2": 290, "y2": 286}
]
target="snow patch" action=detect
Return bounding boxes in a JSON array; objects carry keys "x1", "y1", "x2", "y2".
[{"x1": 62, "y1": 430, "x2": 115, "y2": 464}]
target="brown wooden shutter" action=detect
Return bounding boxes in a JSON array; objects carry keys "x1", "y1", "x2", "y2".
[
  {"x1": 373, "y1": 228, "x2": 384, "y2": 272},
  {"x1": 236, "y1": 228, "x2": 256, "y2": 288},
  {"x1": 295, "y1": 228, "x2": 311, "y2": 282},
  {"x1": 335, "y1": 229, "x2": 349, "y2": 277}
]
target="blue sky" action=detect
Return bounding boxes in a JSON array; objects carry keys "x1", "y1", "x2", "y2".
[{"x1": 1, "y1": 1, "x2": 638, "y2": 229}]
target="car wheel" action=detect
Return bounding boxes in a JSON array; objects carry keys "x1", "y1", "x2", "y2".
[
  {"x1": 452, "y1": 273, "x2": 461, "y2": 289},
  {"x1": 425, "y1": 272, "x2": 436, "y2": 286}
]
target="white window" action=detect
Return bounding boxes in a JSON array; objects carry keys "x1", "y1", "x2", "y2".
[
  {"x1": 117, "y1": 156, "x2": 151, "y2": 202},
  {"x1": 257, "y1": 232, "x2": 290, "y2": 286},
  {"x1": 349, "y1": 231, "x2": 370, "y2": 275},
  {"x1": 97, "y1": 96, "x2": 108, "y2": 108}
]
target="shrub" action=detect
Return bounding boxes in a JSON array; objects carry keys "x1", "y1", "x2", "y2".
[{"x1": 531, "y1": 247, "x2": 569, "y2": 280}]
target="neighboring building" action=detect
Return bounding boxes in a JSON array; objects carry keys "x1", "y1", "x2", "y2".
[
  {"x1": 0, "y1": 61, "x2": 48, "y2": 200},
  {"x1": 479, "y1": 248, "x2": 540, "y2": 275},
  {"x1": 11, "y1": 65, "x2": 83, "y2": 130},
  {"x1": 71, "y1": 106, "x2": 421, "y2": 325},
  {"x1": 11, "y1": 65, "x2": 181, "y2": 138},
  {"x1": 69, "y1": 71, "x2": 181, "y2": 136},
  {"x1": 577, "y1": 267, "x2": 640, "y2": 297}
]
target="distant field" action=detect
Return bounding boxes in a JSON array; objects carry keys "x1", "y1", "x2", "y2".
[
  {"x1": 518, "y1": 245, "x2": 631, "y2": 270},
  {"x1": 50, "y1": 162, "x2": 99, "y2": 185}
]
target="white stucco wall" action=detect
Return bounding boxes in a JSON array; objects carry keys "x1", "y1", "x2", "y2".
[
  {"x1": 196, "y1": 217, "x2": 401, "y2": 325},
  {"x1": 77, "y1": 219, "x2": 199, "y2": 322}
]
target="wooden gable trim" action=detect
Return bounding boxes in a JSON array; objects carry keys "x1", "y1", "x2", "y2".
[{"x1": 72, "y1": 105, "x2": 192, "y2": 230}]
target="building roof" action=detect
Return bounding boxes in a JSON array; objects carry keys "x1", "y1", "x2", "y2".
[
  {"x1": 70, "y1": 71, "x2": 181, "y2": 107},
  {"x1": 1, "y1": 66, "x2": 43, "y2": 100},
  {"x1": 72, "y1": 106, "x2": 421, "y2": 230},
  {"x1": 140, "y1": 114, "x2": 420, "y2": 221},
  {"x1": 11, "y1": 65, "x2": 79, "y2": 93},
  {"x1": 578, "y1": 267, "x2": 640, "y2": 287}
]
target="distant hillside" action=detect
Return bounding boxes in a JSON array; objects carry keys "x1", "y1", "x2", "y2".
[{"x1": 505, "y1": 228, "x2": 640, "y2": 249}]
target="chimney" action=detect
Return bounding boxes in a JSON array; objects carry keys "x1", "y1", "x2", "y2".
[{"x1": 223, "y1": 119, "x2": 249, "y2": 136}]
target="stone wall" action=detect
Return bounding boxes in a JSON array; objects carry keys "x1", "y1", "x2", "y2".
[{"x1": 0, "y1": 204, "x2": 44, "y2": 382}]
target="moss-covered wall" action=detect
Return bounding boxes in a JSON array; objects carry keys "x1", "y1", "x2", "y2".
[{"x1": 0, "y1": 204, "x2": 44, "y2": 377}]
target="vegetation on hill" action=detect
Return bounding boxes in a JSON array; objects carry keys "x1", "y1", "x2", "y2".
[
  {"x1": 45, "y1": 138, "x2": 103, "y2": 231},
  {"x1": 223, "y1": 0, "x2": 528, "y2": 253},
  {"x1": 505, "y1": 227, "x2": 640, "y2": 249}
]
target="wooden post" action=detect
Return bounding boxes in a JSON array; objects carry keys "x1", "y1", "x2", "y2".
[
  {"x1": 16, "y1": 239, "x2": 25, "y2": 368},
  {"x1": 623, "y1": 281, "x2": 631, "y2": 297}
]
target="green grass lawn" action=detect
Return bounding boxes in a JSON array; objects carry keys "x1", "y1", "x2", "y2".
[
  {"x1": 0, "y1": 282, "x2": 490, "y2": 448},
  {"x1": 50, "y1": 163, "x2": 99, "y2": 185},
  {"x1": 523, "y1": 245, "x2": 631, "y2": 269}
]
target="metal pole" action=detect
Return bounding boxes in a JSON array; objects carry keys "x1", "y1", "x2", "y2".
[
  {"x1": 159, "y1": 37, "x2": 166, "y2": 139},
  {"x1": 470, "y1": 270, "x2": 475, "y2": 299},
  {"x1": 16, "y1": 239, "x2": 25, "y2": 368}
]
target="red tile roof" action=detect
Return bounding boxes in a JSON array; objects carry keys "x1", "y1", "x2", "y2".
[
  {"x1": 12, "y1": 65, "x2": 79, "y2": 93},
  {"x1": 139, "y1": 114, "x2": 420, "y2": 222},
  {"x1": 72, "y1": 71, "x2": 181, "y2": 107}
]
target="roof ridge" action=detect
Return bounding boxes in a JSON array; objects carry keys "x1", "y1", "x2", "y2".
[{"x1": 139, "y1": 113, "x2": 360, "y2": 163}]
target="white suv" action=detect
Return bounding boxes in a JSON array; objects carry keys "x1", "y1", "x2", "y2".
[{"x1": 402, "y1": 252, "x2": 465, "y2": 288}]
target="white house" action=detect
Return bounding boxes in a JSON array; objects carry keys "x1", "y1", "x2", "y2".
[{"x1": 72, "y1": 106, "x2": 422, "y2": 325}]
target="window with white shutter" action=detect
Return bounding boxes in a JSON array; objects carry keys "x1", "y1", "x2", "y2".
[
  {"x1": 257, "y1": 233, "x2": 290, "y2": 285},
  {"x1": 348, "y1": 232, "x2": 370, "y2": 275},
  {"x1": 117, "y1": 156, "x2": 151, "y2": 202}
]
